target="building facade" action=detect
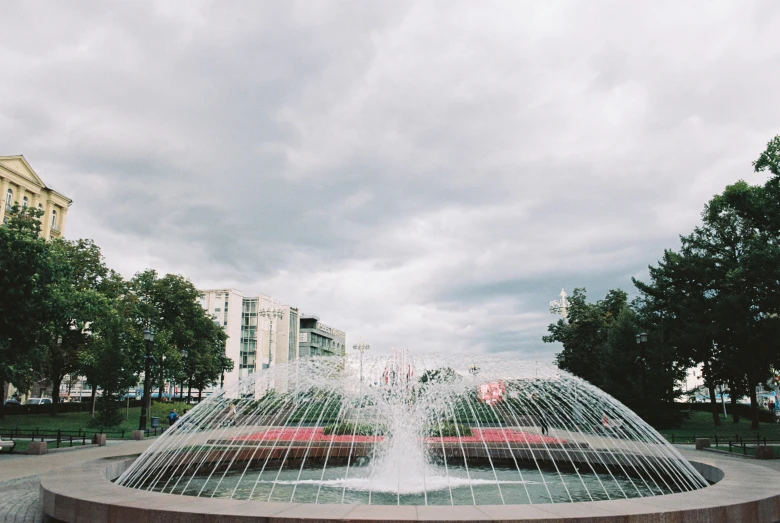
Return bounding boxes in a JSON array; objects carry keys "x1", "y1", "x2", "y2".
[
  {"x1": 298, "y1": 314, "x2": 347, "y2": 358},
  {"x1": 1, "y1": 155, "x2": 72, "y2": 239},
  {"x1": 1, "y1": 156, "x2": 72, "y2": 403},
  {"x1": 198, "y1": 290, "x2": 307, "y2": 389}
]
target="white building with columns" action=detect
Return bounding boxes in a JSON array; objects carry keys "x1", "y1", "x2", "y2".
[{"x1": 1, "y1": 155, "x2": 71, "y2": 240}]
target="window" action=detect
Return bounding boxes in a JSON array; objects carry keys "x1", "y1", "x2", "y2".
[
  {"x1": 5, "y1": 189, "x2": 12, "y2": 209},
  {"x1": 22, "y1": 196, "x2": 28, "y2": 207},
  {"x1": 51, "y1": 210, "x2": 57, "y2": 229}
]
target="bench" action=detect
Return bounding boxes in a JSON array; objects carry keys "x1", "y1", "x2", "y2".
[{"x1": 0, "y1": 438, "x2": 16, "y2": 452}]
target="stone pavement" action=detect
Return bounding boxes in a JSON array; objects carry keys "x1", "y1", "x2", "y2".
[{"x1": 0, "y1": 438, "x2": 152, "y2": 523}]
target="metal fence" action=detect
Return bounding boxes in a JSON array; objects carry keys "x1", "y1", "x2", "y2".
[{"x1": 0, "y1": 426, "x2": 166, "y2": 451}]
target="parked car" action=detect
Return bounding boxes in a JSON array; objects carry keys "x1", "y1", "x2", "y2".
[
  {"x1": 3, "y1": 398, "x2": 22, "y2": 407},
  {"x1": 24, "y1": 398, "x2": 52, "y2": 405}
]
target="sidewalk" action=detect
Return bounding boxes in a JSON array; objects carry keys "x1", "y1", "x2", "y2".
[{"x1": 0, "y1": 438, "x2": 153, "y2": 523}]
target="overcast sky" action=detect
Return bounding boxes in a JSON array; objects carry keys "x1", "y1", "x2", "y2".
[{"x1": 3, "y1": 1, "x2": 779, "y2": 361}]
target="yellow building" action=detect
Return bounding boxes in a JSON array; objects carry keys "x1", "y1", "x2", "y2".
[{"x1": 0, "y1": 155, "x2": 72, "y2": 239}]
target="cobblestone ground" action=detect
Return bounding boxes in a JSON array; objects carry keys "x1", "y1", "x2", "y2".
[{"x1": 0, "y1": 476, "x2": 42, "y2": 523}]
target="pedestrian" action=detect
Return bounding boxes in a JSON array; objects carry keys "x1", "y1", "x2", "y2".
[
  {"x1": 168, "y1": 408, "x2": 179, "y2": 427},
  {"x1": 228, "y1": 402, "x2": 236, "y2": 426},
  {"x1": 532, "y1": 393, "x2": 549, "y2": 435}
]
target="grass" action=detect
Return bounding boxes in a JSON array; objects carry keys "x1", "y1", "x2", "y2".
[
  {"x1": 0, "y1": 401, "x2": 191, "y2": 438},
  {"x1": 658, "y1": 410, "x2": 780, "y2": 443}
]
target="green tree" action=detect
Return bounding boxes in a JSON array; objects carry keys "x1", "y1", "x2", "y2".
[
  {"x1": 544, "y1": 288, "x2": 683, "y2": 424},
  {"x1": 0, "y1": 205, "x2": 55, "y2": 420},
  {"x1": 44, "y1": 239, "x2": 116, "y2": 415},
  {"x1": 83, "y1": 289, "x2": 139, "y2": 427},
  {"x1": 634, "y1": 135, "x2": 780, "y2": 429},
  {"x1": 544, "y1": 288, "x2": 627, "y2": 387},
  {"x1": 129, "y1": 270, "x2": 232, "y2": 404}
]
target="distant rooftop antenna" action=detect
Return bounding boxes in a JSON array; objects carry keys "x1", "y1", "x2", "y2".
[{"x1": 549, "y1": 288, "x2": 570, "y2": 320}]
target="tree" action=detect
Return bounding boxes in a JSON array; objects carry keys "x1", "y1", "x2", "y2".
[
  {"x1": 128, "y1": 270, "x2": 232, "y2": 404},
  {"x1": 544, "y1": 288, "x2": 627, "y2": 387},
  {"x1": 418, "y1": 367, "x2": 461, "y2": 388},
  {"x1": 44, "y1": 239, "x2": 116, "y2": 415},
  {"x1": 0, "y1": 205, "x2": 54, "y2": 420},
  {"x1": 633, "y1": 135, "x2": 780, "y2": 429},
  {"x1": 544, "y1": 288, "x2": 683, "y2": 424},
  {"x1": 83, "y1": 289, "x2": 139, "y2": 428}
]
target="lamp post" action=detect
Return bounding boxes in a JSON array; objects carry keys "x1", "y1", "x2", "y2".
[
  {"x1": 259, "y1": 305, "x2": 284, "y2": 370},
  {"x1": 220, "y1": 353, "x2": 227, "y2": 389},
  {"x1": 139, "y1": 328, "x2": 155, "y2": 431},
  {"x1": 635, "y1": 332, "x2": 648, "y2": 409},
  {"x1": 353, "y1": 340, "x2": 370, "y2": 383}
]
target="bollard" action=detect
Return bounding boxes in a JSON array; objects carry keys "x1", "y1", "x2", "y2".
[
  {"x1": 694, "y1": 438, "x2": 710, "y2": 450},
  {"x1": 756, "y1": 445, "x2": 774, "y2": 459},
  {"x1": 28, "y1": 441, "x2": 47, "y2": 455},
  {"x1": 93, "y1": 433, "x2": 107, "y2": 446},
  {"x1": 131, "y1": 430, "x2": 145, "y2": 440}
]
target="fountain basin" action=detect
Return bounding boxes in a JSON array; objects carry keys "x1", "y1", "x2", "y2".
[{"x1": 40, "y1": 451, "x2": 780, "y2": 522}]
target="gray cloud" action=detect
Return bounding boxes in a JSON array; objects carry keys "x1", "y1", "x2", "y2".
[{"x1": 3, "y1": 0, "x2": 780, "y2": 361}]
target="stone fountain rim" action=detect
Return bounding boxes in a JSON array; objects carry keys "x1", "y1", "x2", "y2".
[{"x1": 41, "y1": 450, "x2": 780, "y2": 522}]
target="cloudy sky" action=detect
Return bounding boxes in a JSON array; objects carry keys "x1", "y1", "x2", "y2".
[{"x1": 3, "y1": 1, "x2": 779, "y2": 360}]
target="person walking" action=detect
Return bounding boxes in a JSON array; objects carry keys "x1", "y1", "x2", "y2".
[
  {"x1": 228, "y1": 402, "x2": 236, "y2": 426},
  {"x1": 532, "y1": 393, "x2": 549, "y2": 435}
]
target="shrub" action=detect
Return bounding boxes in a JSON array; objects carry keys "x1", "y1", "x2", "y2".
[
  {"x1": 89, "y1": 397, "x2": 124, "y2": 429},
  {"x1": 322, "y1": 423, "x2": 385, "y2": 436},
  {"x1": 427, "y1": 422, "x2": 472, "y2": 437}
]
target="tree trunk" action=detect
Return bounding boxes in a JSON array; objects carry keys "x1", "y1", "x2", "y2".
[
  {"x1": 90, "y1": 386, "x2": 97, "y2": 417},
  {"x1": 50, "y1": 374, "x2": 63, "y2": 416},
  {"x1": 708, "y1": 384, "x2": 721, "y2": 425},
  {"x1": 0, "y1": 375, "x2": 6, "y2": 421},
  {"x1": 198, "y1": 388, "x2": 202, "y2": 402},
  {"x1": 730, "y1": 385, "x2": 740, "y2": 423},
  {"x1": 749, "y1": 380, "x2": 760, "y2": 430},
  {"x1": 187, "y1": 381, "x2": 192, "y2": 404},
  {"x1": 703, "y1": 360, "x2": 721, "y2": 426}
]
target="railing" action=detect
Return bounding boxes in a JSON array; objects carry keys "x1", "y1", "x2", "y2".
[
  {"x1": 662, "y1": 433, "x2": 780, "y2": 455},
  {"x1": 0, "y1": 426, "x2": 167, "y2": 451},
  {"x1": 725, "y1": 436, "x2": 780, "y2": 456},
  {"x1": 0, "y1": 428, "x2": 124, "y2": 450},
  {"x1": 663, "y1": 433, "x2": 726, "y2": 445}
]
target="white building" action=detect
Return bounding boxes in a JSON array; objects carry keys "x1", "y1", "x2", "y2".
[{"x1": 198, "y1": 289, "x2": 299, "y2": 389}]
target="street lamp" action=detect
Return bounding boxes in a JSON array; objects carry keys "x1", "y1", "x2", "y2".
[
  {"x1": 220, "y1": 353, "x2": 228, "y2": 389},
  {"x1": 139, "y1": 328, "x2": 155, "y2": 431},
  {"x1": 635, "y1": 332, "x2": 648, "y2": 408},
  {"x1": 353, "y1": 340, "x2": 370, "y2": 383},
  {"x1": 259, "y1": 306, "x2": 284, "y2": 370}
]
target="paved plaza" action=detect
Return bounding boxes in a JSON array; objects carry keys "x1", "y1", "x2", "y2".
[{"x1": 0, "y1": 439, "x2": 152, "y2": 523}]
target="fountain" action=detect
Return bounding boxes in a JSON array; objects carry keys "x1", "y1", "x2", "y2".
[{"x1": 115, "y1": 353, "x2": 708, "y2": 506}]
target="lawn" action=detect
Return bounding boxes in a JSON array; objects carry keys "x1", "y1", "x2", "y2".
[
  {"x1": 658, "y1": 410, "x2": 780, "y2": 444},
  {"x1": 0, "y1": 401, "x2": 191, "y2": 438}
]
